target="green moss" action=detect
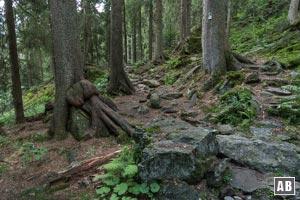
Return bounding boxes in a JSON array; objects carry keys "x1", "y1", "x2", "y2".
[
  {"x1": 165, "y1": 56, "x2": 191, "y2": 70},
  {"x1": 145, "y1": 126, "x2": 162, "y2": 134},
  {"x1": 23, "y1": 83, "x2": 55, "y2": 117},
  {"x1": 226, "y1": 71, "x2": 245, "y2": 86},
  {"x1": 0, "y1": 164, "x2": 8, "y2": 174},
  {"x1": 211, "y1": 87, "x2": 257, "y2": 127}
]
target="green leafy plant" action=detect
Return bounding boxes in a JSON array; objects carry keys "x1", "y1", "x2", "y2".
[
  {"x1": 95, "y1": 146, "x2": 160, "y2": 200},
  {"x1": 265, "y1": 85, "x2": 300, "y2": 124},
  {"x1": 21, "y1": 142, "x2": 48, "y2": 163},
  {"x1": 211, "y1": 87, "x2": 257, "y2": 127},
  {"x1": 0, "y1": 135, "x2": 11, "y2": 147},
  {"x1": 164, "y1": 72, "x2": 177, "y2": 85}
]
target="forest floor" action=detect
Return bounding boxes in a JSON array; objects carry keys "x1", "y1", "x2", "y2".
[{"x1": 1, "y1": 53, "x2": 299, "y2": 200}]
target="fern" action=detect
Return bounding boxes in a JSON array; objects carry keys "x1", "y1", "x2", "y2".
[{"x1": 95, "y1": 146, "x2": 160, "y2": 199}]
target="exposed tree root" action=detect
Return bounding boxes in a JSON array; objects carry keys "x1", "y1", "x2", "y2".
[
  {"x1": 67, "y1": 80, "x2": 134, "y2": 138},
  {"x1": 107, "y1": 73, "x2": 135, "y2": 95},
  {"x1": 49, "y1": 150, "x2": 121, "y2": 185},
  {"x1": 232, "y1": 52, "x2": 255, "y2": 65}
]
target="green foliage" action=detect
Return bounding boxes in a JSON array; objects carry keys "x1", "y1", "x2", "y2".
[
  {"x1": 266, "y1": 85, "x2": 300, "y2": 124},
  {"x1": 21, "y1": 142, "x2": 48, "y2": 163},
  {"x1": 26, "y1": 132, "x2": 50, "y2": 143},
  {"x1": 164, "y1": 72, "x2": 177, "y2": 85},
  {"x1": 145, "y1": 126, "x2": 162, "y2": 134},
  {"x1": 23, "y1": 84, "x2": 55, "y2": 117},
  {"x1": 0, "y1": 164, "x2": 8, "y2": 174},
  {"x1": 95, "y1": 146, "x2": 160, "y2": 199},
  {"x1": 226, "y1": 71, "x2": 245, "y2": 86},
  {"x1": 212, "y1": 87, "x2": 257, "y2": 127},
  {"x1": 165, "y1": 57, "x2": 190, "y2": 70},
  {"x1": 0, "y1": 135, "x2": 11, "y2": 147},
  {"x1": 94, "y1": 72, "x2": 109, "y2": 92}
]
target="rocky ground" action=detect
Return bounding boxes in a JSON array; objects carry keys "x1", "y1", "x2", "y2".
[{"x1": 1, "y1": 53, "x2": 300, "y2": 200}]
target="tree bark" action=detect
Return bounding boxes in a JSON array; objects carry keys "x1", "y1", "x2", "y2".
[
  {"x1": 5, "y1": 0, "x2": 25, "y2": 124},
  {"x1": 108, "y1": 0, "x2": 135, "y2": 95},
  {"x1": 202, "y1": 0, "x2": 228, "y2": 74},
  {"x1": 138, "y1": 3, "x2": 143, "y2": 61},
  {"x1": 154, "y1": 0, "x2": 164, "y2": 64},
  {"x1": 83, "y1": 0, "x2": 91, "y2": 65},
  {"x1": 148, "y1": 0, "x2": 153, "y2": 61},
  {"x1": 49, "y1": 0, "x2": 134, "y2": 139},
  {"x1": 123, "y1": 0, "x2": 128, "y2": 64},
  {"x1": 288, "y1": 0, "x2": 300, "y2": 24},
  {"x1": 180, "y1": 0, "x2": 187, "y2": 42},
  {"x1": 132, "y1": 14, "x2": 137, "y2": 64},
  {"x1": 186, "y1": 0, "x2": 191, "y2": 38},
  {"x1": 226, "y1": 0, "x2": 232, "y2": 48},
  {"x1": 49, "y1": 0, "x2": 84, "y2": 139}
]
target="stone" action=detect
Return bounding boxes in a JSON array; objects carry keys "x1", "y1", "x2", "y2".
[
  {"x1": 266, "y1": 87, "x2": 292, "y2": 96},
  {"x1": 139, "y1": 127, "x2": 218, "y2": 183},
  {"x1": 250, "y1": 126, "x2": 273, "y2": 140},
  {"x1": 260, "y1": 91, "x2": 273, "y2": 98},
  {"x1": 161, "y1": 106, "x2": 178, "y2": 113},
  {"x1": 233, "y1": 196, "x2": 243, "y2": 200},
  {"x1": 138, "y1": 141, "x2": 201, "y2": 183},
  {"x1": 245, "y1": 72, "x2": 260, "y2": 84},
  {"x1": 160, "y1": 92, "x2": 183, "y2": 100},
  {"x1": 217, "y1": 124, "x2": 235, "y2": 135},
  {"x1": 206, "y1": 158, "x2": 230, "y2": 188},
  {"x1": 224, "y1": 197, "x2": 234, "y2": 200},
  {"x1": 138, "y1": 105, "x2": 150, "y2": 115},
  {"x1": 255, "y1": 120, "x2": 282, "y2": 128},
  {"x1": 180, "y1": 110, "x2": 198, "y2": 118},
  {"x1": 145, "y1": 118, "x2": 193, "y2": 133},
  {"x1": 156, "y1": 182, "x2": 200, "y2": 200},
  {"x1": 149, "y1": 93, "x2": 161, "y2": 109},
  {"x1": 230, "y1": 165, "x2": 268, "y2": 193},
  {"x1": 217, "y1": 135, "x2": 300, "y2": 180},
  {"x1": 169, "y1": 127, "x2": 219, "y2": 156},
  {"x1": 68, "y1": 108, "x2": 91, "y2": 140},
  {"x1": 188, "y1": 93, "x2": 198, "y2": 108},
  {"x1": 142, "y1": 79, "x2": 161, "y2": 88}
]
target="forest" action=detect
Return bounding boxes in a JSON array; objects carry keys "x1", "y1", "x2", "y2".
[{"x1": 0, "y1": 0, "x2": 300, "y2": 199}]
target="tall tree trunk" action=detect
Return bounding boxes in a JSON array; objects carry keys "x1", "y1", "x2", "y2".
[
  {"x1": 128, "y1": 36, "x2": 132, "y2": 63},
  {"x1": 202, "y1": 0, "x2": 227, "y2": 74},
  {"x1": 83, "y1": 0, "x2": 91, "y2": 65},
  {"x1": 180, "y1": 0, "x2": 191, "y2": 42},
  {"x1": 186, "y1": 0, "x2": 191, "y2": 38},
  {"x1": 5, "y1": 0, "x2": 25, "y2": 124},
  {"x1": 49, "y1": 0, "x2": 84, "y2": 139},
  {"x1": 148, "y1": 0, "x2": 153, "y2": 61},
  {"x1": 180, "y1": 0, "x2": 187, "y2": 42},
  {"x1": 108, "y1": 0, "x2": 135, "y2": 95},
  {"x1": 49, "y1": 0, "x2": 134, "y2": 140},
  {"x1": 138, "y1": 4, "x2": 143, "y2": 61},
  {"x1": 226, "y1": 0, "x2": 232, "y2": 46},
  {"x1": 123, "y1": 0, "x2": 128, "y2": 64},
  {"x1": 25, "y1": 51, "x2": 33, "y2": 88},
  {"x1": 132, "y1": 16, "x2": 137, "y2": 64},
  {"x1": 288, "y1": 0, "x2": 300, "y2": 24},
  {"x1": 105, "y1": 1, "x2": 111, "y2": 66},
  {"x1": 154, "y1": 0, "x2": 164, "y2": 63}
]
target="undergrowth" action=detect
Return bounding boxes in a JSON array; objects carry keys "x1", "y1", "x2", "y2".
[
  {"x1": 94, "y1": 146, "x2": 160, "y2": 200},
  {"x1": 211, "y1": 87, "x2": 257, "y2": 127},
  {"x1": 267, "y1": 85, "x2": 300, "y2": 125}
]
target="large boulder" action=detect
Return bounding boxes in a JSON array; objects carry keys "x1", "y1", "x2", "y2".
[
  {"x1": 139, "y1": 127, "x2": 218, "y2": 183},
  {"x1": 139, "y1": 141, "x2": 204, "y2": 184},
  {"x1": 217, "y1": 135, "x2": 300, "y2": 180},
  {"x1": 156, "y1": 182, "x2": 200, "y2": 200},
  {"x1": 68, "y1": 108, "x2": 91, "y2": 140}
]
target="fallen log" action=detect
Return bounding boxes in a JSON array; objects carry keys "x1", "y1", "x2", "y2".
[{"x1": 49, "y1": 149, "x2": 121, "y2": 185}]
